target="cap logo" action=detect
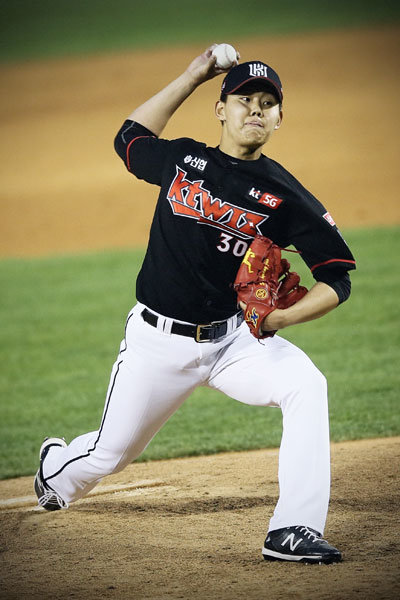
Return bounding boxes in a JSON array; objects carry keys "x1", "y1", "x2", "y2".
[{"x1": 249, "y1": 63, "x2": 268, "y2": 77}]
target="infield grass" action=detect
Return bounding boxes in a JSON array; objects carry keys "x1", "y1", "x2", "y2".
[{"x1": 0, "y1": 226, "x2": 399, "y2": 479}]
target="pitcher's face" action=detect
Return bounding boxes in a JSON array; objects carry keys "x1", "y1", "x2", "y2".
[{"x1": 216, "y1": 89, "x2": 282, "y2": 158}]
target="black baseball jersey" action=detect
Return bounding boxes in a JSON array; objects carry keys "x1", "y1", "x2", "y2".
[{"x1": 115, "y1": 120, "x2": 356, "y2": 323}]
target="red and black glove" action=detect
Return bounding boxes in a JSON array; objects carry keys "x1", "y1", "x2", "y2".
[{"x1": 233, "y1": 235, "x2": 308, "y2": 339}]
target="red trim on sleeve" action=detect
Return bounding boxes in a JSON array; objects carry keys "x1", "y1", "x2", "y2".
[
  {"x1": 126, "y1": 135, "x2": 154, "y2": 172},
  {"x1": 311, "y1": 258, "x2": 356, "y2": 272}
]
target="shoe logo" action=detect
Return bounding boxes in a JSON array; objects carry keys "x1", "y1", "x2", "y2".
[{"x1": 281, "y1": 533, "x2": 303, "y2": 551}]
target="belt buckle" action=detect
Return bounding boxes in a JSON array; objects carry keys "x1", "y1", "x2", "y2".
[{"x1": 195, "y1": 324, "x2": 212, "y2": 343}]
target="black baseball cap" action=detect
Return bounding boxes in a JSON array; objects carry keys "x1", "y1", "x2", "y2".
[{"x1": 220, "y1": 61, "x2": 283, "y2": 102}]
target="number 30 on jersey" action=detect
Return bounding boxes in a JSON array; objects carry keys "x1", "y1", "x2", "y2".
[{"x1": 217, "y1": 233, "x2": 249, "y2": 257}]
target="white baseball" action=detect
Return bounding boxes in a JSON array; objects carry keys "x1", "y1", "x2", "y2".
[{"x1": 212, "y1": 43, "x2": 237, "y2": 69}]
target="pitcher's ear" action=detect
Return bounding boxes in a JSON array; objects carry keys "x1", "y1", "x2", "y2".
[
  {"x1": 274, "y1": 109, "x2": 283, "y2": 130},
  {"x1": 215, "y1": 100, "x2": 226, "y2": 122}
]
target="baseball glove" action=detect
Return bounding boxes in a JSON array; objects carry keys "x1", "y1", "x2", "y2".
[{"x1": 233, "y1": 235, "x2": 308, "y2": 339}]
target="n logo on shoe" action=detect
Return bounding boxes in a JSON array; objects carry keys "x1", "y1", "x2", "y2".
[{"x1": 281, "y1": 533, "x2": 302, "y2": 551}]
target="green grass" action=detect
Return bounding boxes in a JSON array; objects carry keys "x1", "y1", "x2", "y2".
[
  {"x1": 0, "y1": 0, "x2": 399, "y2": 63},
  {"x1": 0, "y1": 226, "x2": 399, "y2": 479},
  {"x1": 279, "y1": 227, "x2": 400, "y2": 441}
]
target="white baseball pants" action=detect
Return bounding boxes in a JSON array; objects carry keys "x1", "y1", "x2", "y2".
[{"x1": 42, "y1": 302, "x2": 331, "y2": 534}]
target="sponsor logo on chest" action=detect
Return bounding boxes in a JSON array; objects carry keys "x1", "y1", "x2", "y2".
[
  {"x1": 184, "y1": 154, "x2": 207, "y2": 171},
  {"x1": 248, "y1": 187, "x2": 283, "y2": 209},
  {"x1": 167, "y1": 167, "x2": 268, "y2": 239}
]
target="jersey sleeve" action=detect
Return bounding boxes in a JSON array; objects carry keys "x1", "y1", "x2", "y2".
[
  {"x1": 114, "y1": 119, "x2": 172, "y2": 185},
  {"x1": 285, "y1": 184, "x2": 356, "y2": 280}
]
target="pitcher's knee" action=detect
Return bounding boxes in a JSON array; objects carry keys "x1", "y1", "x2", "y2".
[
  {"x1": 300, "y1": 366, "x2": 327, "y2": 404},
  {"x1": 84, "y1": 442, "x2": 140, "y2": 477},
  {"x1": 281, "y1": 362, "x2": 327, "y2": 410},
  {"x1": 307, "y1": 366, "x2": 327, "y2": 396}
]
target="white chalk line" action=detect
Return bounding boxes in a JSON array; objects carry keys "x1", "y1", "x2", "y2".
[{"x1": 0, "y1": 479, "x2": 165, "y2": 510}]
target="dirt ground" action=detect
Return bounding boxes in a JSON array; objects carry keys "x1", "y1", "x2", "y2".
[
  {"x1": 1, "y1": 25, "x2": 399, "y2": 600},
  {"x1": 0, "y1": 438, "x2": 399, "y2": 599}
]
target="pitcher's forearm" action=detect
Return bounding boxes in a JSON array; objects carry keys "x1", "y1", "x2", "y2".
[
  {"x1": 127, "y1": 71, "x2": 199, "y2": 136},
  {"x1": 127, "y1": 45, "x2": 232, "y2": 137},
  {"x1": 261, "y1": 282, "x2": 339, "y2": 332}
]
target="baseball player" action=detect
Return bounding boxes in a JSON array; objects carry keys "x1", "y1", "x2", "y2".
[{"x1": 34, "y1": 45, "x2": 356, "y2": 564}]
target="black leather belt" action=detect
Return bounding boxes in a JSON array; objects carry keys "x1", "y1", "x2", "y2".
[{"x1": 141, "y1": 308, "x2": 243, "y2": 343}]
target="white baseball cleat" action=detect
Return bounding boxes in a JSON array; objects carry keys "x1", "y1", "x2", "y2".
[{"x1": 34, "y1": 437, "x2": 69, "y2": 511}]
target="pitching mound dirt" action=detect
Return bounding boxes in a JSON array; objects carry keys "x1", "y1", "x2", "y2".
[{"x1": 0, "y1": 437, "x2": 399, "y2": 599}]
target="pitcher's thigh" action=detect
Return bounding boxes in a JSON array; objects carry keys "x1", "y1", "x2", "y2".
[
  {"x1": 209, "y1": 328, "x2": 326, "y2": 407},
  {"x1": 96, "y1": 348, "x2": 200, "y2": 468}
]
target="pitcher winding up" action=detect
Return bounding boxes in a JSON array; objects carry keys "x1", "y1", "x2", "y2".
[{"x1": 34, "y1": 44, "x2": 356, "y2": 564}]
